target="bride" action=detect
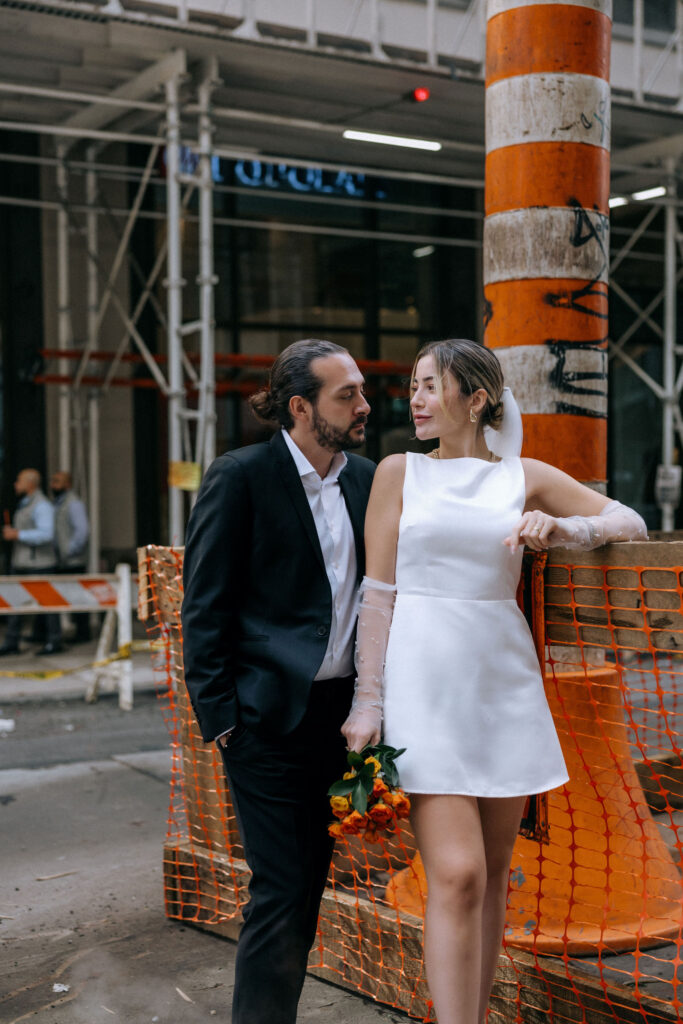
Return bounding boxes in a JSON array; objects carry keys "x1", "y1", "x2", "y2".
[{"x1": 342, "y1": 338, "x2": 647, "y2": 1024}]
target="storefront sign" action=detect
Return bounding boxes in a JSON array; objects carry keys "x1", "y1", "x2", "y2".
[{"x1": 234, "y1": 159, "x2": 366, "y2": 197}]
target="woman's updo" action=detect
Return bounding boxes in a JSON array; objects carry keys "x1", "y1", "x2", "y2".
[
  {"x1": 249, "y1": 339, "x2": 347, "y2": 429},
  {"x1": 413, "y1": 338, "x2": 505, "y2": 430}
]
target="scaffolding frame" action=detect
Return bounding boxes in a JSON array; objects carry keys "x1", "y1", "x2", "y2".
[{"x1": 0, "y1": 1, "x2": 681, "y2": 552}]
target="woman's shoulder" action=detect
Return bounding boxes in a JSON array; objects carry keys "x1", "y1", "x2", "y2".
[{"x1": 371, "y1": 453, "x2": 408, "y2": 494}]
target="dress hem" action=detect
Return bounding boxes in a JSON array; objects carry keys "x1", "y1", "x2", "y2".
[{"x1": 403, "y1": 774, "x2": 569, "y2": 798}]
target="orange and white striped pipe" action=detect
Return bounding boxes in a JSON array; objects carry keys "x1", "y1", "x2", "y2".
[{"x1": 484, "y1": 0, "x2": 612, "y2": 484}]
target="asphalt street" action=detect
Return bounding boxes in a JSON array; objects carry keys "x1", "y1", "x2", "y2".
[{"x1": 1, "y1": 676, "x2": 409, "y2": 1024}]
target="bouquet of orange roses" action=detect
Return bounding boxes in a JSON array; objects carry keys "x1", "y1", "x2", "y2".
[{"x1": 327, "y1": 743, "x2": 410, "y2": 844}]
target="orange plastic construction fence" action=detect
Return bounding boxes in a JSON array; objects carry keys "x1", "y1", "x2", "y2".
[{"x1": 139, "y1": 542, "x2": 683, "y2": 1024}]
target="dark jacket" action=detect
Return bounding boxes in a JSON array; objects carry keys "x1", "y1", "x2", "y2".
[{"x1": 181, "y1": 431, "x2": 375, "y2": 742}]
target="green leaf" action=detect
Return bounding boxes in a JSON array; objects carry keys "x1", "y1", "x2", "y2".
[
  {"x1": 352, "y1": 780, "x2": 368, "y2": 815},
  {"x1": 327, "y1": 780, "x2": 354, "y2": 797},
  {"x1": 347, "y1": 751, "x2": 363, "y2": 767},
  {"x1": 360, "y1": 774, "x2": 375, "y2": 794}
]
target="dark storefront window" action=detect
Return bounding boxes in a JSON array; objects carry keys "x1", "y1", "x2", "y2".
[{"x1": 142, "y1": 155, "x2": 481, "y2": 465}]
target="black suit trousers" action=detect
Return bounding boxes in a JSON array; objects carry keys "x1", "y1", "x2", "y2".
[{"x1": 219, "y1": 676, "x2": 353, "y2": 1024}]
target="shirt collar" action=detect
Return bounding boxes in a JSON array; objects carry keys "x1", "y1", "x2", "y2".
[{"x1": 282, "y1": 429, "x2": 347, "y2": 483}]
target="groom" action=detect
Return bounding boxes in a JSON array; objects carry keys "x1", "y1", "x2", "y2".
[{"x1": 182, "y1": 339, "x2": 374, "y2": 1024}]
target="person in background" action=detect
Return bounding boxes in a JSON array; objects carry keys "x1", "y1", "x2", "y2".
[
  {"x1": 0, "y1": 468, "x2": 61, "y2": 656},
  {"x1": 51, "y1": 471, "x2": 91, "y2": 643}
]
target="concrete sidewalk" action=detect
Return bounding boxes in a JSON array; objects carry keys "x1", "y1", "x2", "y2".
[
  {"x1": 0, "y1": 644, "x2": 409, "y2": 1023},
  {"x1": 0, "y1": 636, "x2": 157, "y2": 704},
  {"x1": 1, "y1": 749, "x2": 406, "y2": 1023}
]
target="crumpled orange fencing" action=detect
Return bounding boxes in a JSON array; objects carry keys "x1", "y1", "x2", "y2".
[{"x1": 138, "y1": 542, "x2": 683, "y2": 1023}]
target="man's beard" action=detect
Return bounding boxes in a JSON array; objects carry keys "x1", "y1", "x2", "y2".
[{"x1": 312, "y1": 405, "x2": 366, "y2": 452}]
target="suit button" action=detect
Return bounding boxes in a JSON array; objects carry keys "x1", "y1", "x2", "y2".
[{"x1": 316, "y1": 625, "x2": 328, "y2": 637}]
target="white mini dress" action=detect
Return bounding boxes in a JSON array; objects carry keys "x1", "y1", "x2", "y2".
[{"x1": 382, "y1": 453, "x2": 569, "y2": 797}]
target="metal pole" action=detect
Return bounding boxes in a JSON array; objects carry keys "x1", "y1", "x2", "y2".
[
  {"x1": 426, "y1": 0, "x2": 437, "y2": 67},
  {"x1": 165, "y1": 74, "x2": 185, "y2": 544},
  {"x1": 115, "y1": 562, "x2": 133, "y2": 710},
  {"x1": 662, "y1": 157, "x2": 678, "y2": 531},
  {"x1": 306, "y1": 0, "x2": 315, "y2": 47},
  {"x1": 634, "y1": 0, "x2": 644, "y2": 103},
  {"x1": 56, "y1": 142, "x2": 72, "y2": 472},
  {"x1": 369, "y1": 0, "x2": 385, "y2": 60},
  {"x1": 197, "y1": 63, "x2": 218, "y2": 474},
  {"x1": 86, "y1": 146, "x2": 101, "y2": 573}
]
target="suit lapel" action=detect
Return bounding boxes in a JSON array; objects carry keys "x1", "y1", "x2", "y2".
[{"x1": 270, "y1": 431, "x2": 327, "y2": 573}]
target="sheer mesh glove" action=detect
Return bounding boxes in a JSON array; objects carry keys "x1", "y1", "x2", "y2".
[
  {"x1": 341, "y1": 577, "x2": 397, "y2": 753},
  {"x1": 506, "y1": 500, "x2": 648, "y2": 552}
]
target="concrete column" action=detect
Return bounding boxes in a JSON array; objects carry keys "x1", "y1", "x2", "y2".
[{"x1": 484, "y1": 0, "x2": 612, "y2": 485}]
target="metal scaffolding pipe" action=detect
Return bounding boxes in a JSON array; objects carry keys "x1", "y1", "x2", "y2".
[
  {"x1": 165, "y1": 72, "x2": 185, "y2": 544},
  {"x1": 662, "y1": 157, "x2": 678, "y2": 530},
  {"x1": 56, "y1": 143, "x2": 72, "y2": 473},
  {"x1": 86, "y1": 148, "x2": 101, "y2": 573},
  {"x1": 197, "y1": 62, "x2": 218, "y2": 474}
]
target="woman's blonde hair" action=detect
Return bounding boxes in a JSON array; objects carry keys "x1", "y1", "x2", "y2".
[{"x1": 412, "y1": 339, "x2": 505, "y2": 429}]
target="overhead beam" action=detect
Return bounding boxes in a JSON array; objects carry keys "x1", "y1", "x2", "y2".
[
  {"x1": 62, "y1": 48, "x2": 186, "y2": 132},
  {"x1": 615, "y1": 132, "x2": 683, "y2": 167}
]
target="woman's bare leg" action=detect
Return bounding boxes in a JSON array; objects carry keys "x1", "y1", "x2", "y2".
[
  {"x1": 476, "y1": 796, "x2": 527, "y2": 1023},
  {"x1": 410, "y1": 794, "x2": 487, "y2": 1024}
]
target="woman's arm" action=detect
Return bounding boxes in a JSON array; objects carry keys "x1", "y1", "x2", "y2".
[
  {"x1": 342, "y1": 455, "x2": 405, "y2": 752},
  {"x1": 504, "y1": 458, "x2": 647, "y2": 553},
  {"x1": 364, "y1": 454, "x2": 406, "y2": 583}
]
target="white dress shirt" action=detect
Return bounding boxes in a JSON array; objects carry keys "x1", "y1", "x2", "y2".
[{"x1": 282, "y1": 429, "x2": 358, "y2": 679}]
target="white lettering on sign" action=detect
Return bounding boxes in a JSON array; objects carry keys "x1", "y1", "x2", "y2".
[{"x1": 234, "y1": 160, "x2": 366, "y2": 197}]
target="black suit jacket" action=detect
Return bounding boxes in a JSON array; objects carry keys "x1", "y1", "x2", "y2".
[{"x1": 181, "y1": 431, "x2": 376, "y2": 742}]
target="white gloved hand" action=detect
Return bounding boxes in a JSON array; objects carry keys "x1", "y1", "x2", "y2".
[
  {"x1": 505, "y1": 500, "x2": 648, "y2": 553},
  {"x1": 341, "y1": 577, "x2": 396, "y2": 753}
]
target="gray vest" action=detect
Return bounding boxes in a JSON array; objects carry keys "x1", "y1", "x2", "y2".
[
  {"x1": 12, "y1": 490, "x2": 57, "y2": 571},
  {"x1": 55, "y1": 491, "x2": 88, "y2": 568}
]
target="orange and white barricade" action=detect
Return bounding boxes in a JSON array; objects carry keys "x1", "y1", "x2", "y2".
[{"x1": 0, "y1": 564, "x2": 137, "y2": 709}]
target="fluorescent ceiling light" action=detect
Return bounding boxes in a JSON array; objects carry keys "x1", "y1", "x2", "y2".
[
  {"x1": 631, "y1": 185, "x2": 667, "y2": 201},
  {"x1": 413, "y1": 245, "x2": 435, "y2": 258},
  {"x1": 343, "y1": 129, "x2": 442, "y2": 152},
  {"x1": 609, "y1": 196, "x2": 628, "y2": 208}
]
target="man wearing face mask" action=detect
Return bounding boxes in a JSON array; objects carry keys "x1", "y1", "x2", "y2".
[{"x1": 51, "y1": 471, "x2": 91, "y2": 644}]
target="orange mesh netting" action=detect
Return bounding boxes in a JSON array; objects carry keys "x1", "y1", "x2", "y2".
[{"x1": 138, "y1": 542, "x2": 683, "y2": 1023}]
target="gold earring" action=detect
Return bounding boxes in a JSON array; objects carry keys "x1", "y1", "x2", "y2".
[{"x1": 470, "y1": 408, "x2": 477, "y2": 424}]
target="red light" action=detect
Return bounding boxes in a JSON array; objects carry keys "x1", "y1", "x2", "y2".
[{"x1": 411, "y1": 87, "x2": 430, "y2": 103}]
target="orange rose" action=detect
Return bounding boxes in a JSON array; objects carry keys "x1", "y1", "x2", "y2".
[
  {"x1": 330, "y1": 795, "x2": 350, "y2": 819},
  {"x1": 368, "y1": 801, "x2": 395, "y2": 828},
  {"x1": 363, "y1": 825, "x2": 381, "y2": 844},
  {"x1": 328, "y1": 822, "x2": 344, "y2": 838},
  {"x1": 392, "y1": 792, "x2": 411, "y2": 820},
  {"x1": 340, "y1": 810, "x2": 368, "y2": 835},
  {"x1": 372, "y1": 779, "x2": 389, "y2": 799}
]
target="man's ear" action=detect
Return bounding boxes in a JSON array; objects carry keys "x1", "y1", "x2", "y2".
[{"x1": 288, "y1": 395, "x2": 310, "y2": 425}]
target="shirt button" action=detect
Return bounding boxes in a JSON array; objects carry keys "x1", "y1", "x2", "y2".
[{"x1": 316, "y1": 625, "x2": 328, "y2": 637}]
